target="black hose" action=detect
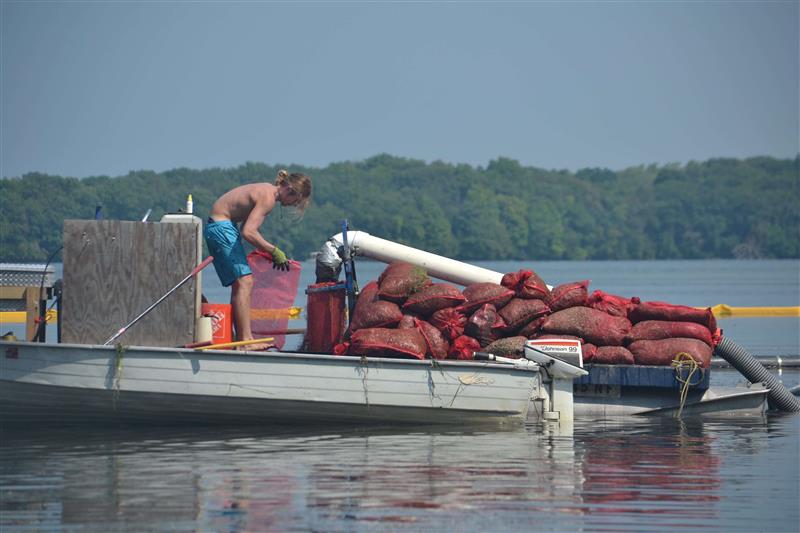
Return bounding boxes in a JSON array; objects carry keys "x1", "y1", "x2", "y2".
[{"x1": 714, "y1": 337, "x2": 800, "y2": 412}]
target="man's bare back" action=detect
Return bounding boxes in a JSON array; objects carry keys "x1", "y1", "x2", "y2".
[
  {"x1": 209, "y1": 183, "x2": 277, "y2": 224},
  {"x1": 209, "y1": 183, "x2": 279, "y2": 254}
]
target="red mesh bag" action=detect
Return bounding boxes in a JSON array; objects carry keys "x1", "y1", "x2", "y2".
[
  {"x1": 582, "y1": 343, "x2": 598, "y2": 362},
  {"x1": 414, "y1": 318, "x2": 449, "y2": 360},
  {"x1": 402, "y1": 283, "x2": 466, "y2": 316},
  {"x1": 593, "y1": 346, "x2": 635, "y2": 365},
  {"x1": 626, "y1": 320, "x2": 713, "y2": 347},
  {"x1": 448, "y1": 335, "x2": 480, "y2": 360},
  {"x1": 484, "y1": 336, "x2": 527, "y2": 359},
  {"x1": 397, "y1": 313, "x2": 418, "y2": 329},
  {"x1": 712, "y1": 328, "x2": 723, "y2": 347},
  {"x1": 548, "y1": 280, "x2": 590, "y2": 312},
  {"x1": 628, "y1": 338, "x2": 712, "y2": 368},
  {"x1": 539, "y1": 306, "x2": 631, "y2": 346},
  {"x1": 377, "y1": 262, "x2": 432, "y2": 303},
  {"x1": 629, "y1": 301, "x2": 717, "y2": 332},
  {"x1": 333, "y1": 342, "x2": 349, "y2": 355},
  {"x1": 430, "y1": 307, "x2": 467, "y2": 340},
  {"x1": 498, "y1": 297, "x2": 551, "y2": 332},
  {"x1": 518, "y1": 316, "x2": 546, "y2": 338},
  {"x1": 350, "y1": 280, "x2": 402, "y2": 332},
  {"x1": 501, "y1": 269, "x2": 532, "y2": 291},
  {"x1": 501, "y1": 269, "x2": 551, "y2": 300},
  {"x1": 465, "y1": 303, "x2": 507, "y2": 347},
  {"x1": 587, "y1": 290, "x2": 639, "y2": 318},
  {"x1": 247, "y1": 250, "x2": 302, "y2": 349},
  {"x1": 353, "y1": 280, "x2": 379, "y2": 310},
  {"x1": 461, "y1": 282, "x2": 514, "y2": 314},
  {"x1": 353, "y1": 300, "x2": 402, "y2": 331},
  {"x1": 348, "y1": 327, "x2": 427, "y2": 360},
  {"x1": 532, "y1": 333, "x2": 585, "y2": 342}
]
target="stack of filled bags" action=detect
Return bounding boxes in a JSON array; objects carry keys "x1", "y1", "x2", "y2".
[{"x1": 335, "y1": 262, "x2": 721, "y2": 369}]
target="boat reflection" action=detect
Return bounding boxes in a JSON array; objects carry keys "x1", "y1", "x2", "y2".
[{"x1": 1, "y1": 416, "x2": 773, "y2": 531}]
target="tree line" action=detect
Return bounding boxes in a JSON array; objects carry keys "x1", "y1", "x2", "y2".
[{"x1": 1, "y1": 154, "x2": 797, "y2": 262}]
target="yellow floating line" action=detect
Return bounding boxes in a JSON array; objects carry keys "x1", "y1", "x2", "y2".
[
  {"x1": 250, "y1": 307, "x2": 303, "y2": 320},
  {"x1": 0, "y1": 310, "x2": 58, "y2": 324},
  {"x1": 706, "y1": 304, "x2": 800, "y2": 318},
  {"x1": 0, "y1": 308, "x2": 302, "y2": 324},
  {"x1": 195, "y1": 337, "x2": 274, "y2": 351},
  {"x1": 1, "y1": 305, "x2": 794, "y2": 325}
]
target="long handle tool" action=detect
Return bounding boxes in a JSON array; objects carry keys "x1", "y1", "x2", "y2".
[
  {"x1": 103, "y1": 256, "x2": 214, "y2": 345},
  {"x1": 193, "y1": 337, "x2": 275, "y2": 351}
]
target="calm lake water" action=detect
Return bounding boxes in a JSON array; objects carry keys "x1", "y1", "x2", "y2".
[
  {"x1": 2, "y1": 412, "x2": 798, "y2": 532},
  {"x1": 2, "y1": 259, "x2": 799, "y2": 531}
]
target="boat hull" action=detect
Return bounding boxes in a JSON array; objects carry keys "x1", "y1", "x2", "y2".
[{"x1": 0, "y1": 341, "x2": 540, "y2": 427}]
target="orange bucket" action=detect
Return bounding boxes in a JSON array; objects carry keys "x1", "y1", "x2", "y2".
[{"x1": 201, "y1": 303, "x2": 233, "y2": 344}]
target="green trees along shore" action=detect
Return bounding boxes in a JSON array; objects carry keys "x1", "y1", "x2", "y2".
[{"x1": 1, "y1": 154, "x2": 797, "y2": 262}]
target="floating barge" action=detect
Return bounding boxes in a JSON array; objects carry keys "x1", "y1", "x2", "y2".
[{"x1": 573, "y1": 363, "x2": 769, "y2": 417}]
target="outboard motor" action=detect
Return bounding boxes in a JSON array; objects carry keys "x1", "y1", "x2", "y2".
[{"x1": 524, "y1": 340, "x2": 588, "y2": 422}]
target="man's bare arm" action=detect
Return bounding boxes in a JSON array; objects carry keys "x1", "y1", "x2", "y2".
[{"x1": 240, "y1": 193, "x2": 278, "y2": 253}]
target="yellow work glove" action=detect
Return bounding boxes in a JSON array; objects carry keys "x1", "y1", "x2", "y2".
[{"x1": 271, "y1": 246, "x2": 290, "y2": 271}]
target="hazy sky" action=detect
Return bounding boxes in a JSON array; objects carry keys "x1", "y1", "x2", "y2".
[{"x1": 1, "y1": 1, "x2": 797, "y2": 178}]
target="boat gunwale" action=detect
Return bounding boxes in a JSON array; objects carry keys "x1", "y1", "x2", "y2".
[{"x1": 0, "y1": 340, "x2": 541, "y2": 374}]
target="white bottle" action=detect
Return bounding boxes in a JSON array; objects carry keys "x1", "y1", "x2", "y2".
[{"x1": 186, "y1": 194, "x2": 193, "y2": 214}]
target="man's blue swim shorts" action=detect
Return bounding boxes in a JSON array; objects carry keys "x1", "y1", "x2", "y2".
[{"x1": 204, "y1": 219, "x2": 252, "y2": 287}]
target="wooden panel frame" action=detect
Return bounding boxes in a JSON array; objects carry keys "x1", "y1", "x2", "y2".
[{"x1": 61, "y1": 220, "x2": 200, "y2": 346}]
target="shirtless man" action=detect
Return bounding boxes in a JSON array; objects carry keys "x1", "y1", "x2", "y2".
[{"x1": 205, "y1": 170, "x2": 312, "y2": 349}]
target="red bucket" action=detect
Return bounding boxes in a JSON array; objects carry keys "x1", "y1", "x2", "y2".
[{"x1": 201, "y1": 303, "x2": 233, "y2": 345}]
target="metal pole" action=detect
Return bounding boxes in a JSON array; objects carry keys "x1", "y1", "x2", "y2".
[{"x1": 341, "y1": 220, "x2": 357, "y2": 322}]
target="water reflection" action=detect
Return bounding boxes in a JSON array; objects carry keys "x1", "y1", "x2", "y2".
[
  {"x1": 577, "y1": 419, "x2": 723, "y2": 517},
  {"x1": 2, "y1": 415, "x2": 795, "y2": 532}
]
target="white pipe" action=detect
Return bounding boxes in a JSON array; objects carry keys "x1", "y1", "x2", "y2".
[{"x1": 330, "y1": 231, "x2": 503, "y2": 286}]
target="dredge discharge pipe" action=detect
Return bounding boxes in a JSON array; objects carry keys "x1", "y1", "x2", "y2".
[
  {"x1": 329, "y1": 231, "x2": 503, "y2": 286},
  {"x1": 714, "y1": 337, "x2": 800, "y2": 412}
]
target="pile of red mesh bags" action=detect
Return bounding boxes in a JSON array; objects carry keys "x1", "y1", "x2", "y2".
[{"x1": 335, "y1": 262, "x2": 721, "y2": 367}]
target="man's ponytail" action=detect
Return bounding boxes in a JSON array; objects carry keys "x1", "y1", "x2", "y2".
[{"x1": 275, "y1": 169, "x2": 289, "y2": 185}]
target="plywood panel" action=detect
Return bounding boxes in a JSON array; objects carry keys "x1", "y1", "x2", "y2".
[{"x1": 62, "y1": 220, "x2": 200, "y2": 346}]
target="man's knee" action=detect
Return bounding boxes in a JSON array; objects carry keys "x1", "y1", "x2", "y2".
[{"x1": 233, "y1": 274, "x2": 254, "y2": 291}]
